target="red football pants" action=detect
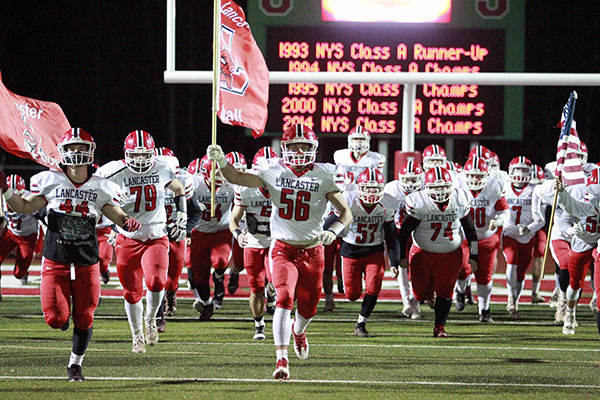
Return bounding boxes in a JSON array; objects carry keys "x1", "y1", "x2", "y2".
[
  {"x1": 409, "y1": 245, "x2": 463, "y2": 301},
  {"x1": 166, "y1": 238, "x2": 186, "y2": 292},
  {"x1": 96, "y1": 227, "x2": 114, "y2": 274},
  {"x1": 502, "y1": 236, "x2": 534, "y2": 281},
  {"x1": 244, "y1": 247, "x2": 270, "y2": 294},
  {"x1": 189, "y1": 229, "x2": 232, "y2": 287},
  {"x1": 0, "y1": 230, "x2": 36, "y2": 279},
  {"x1": 342, "y1": 251, "x2": 385, "y2": 301}
]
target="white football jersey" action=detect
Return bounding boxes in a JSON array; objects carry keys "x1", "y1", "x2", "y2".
[
  {"x1": 341, "y1": 191, "x2": 396, "y2": 246},
  {"x1": 383, "y1": 180, "x2": 409, "y2": 229},
  {"x1": 468, "y1": 176, "x2": 508, "y2": 239},
  {"x1": 256, "y1": 158, "x2": 342, "y2": 245},
  {"x1": 502, "y1": 182, "x2": 544, "y2": 243},
  {"x1": 234, "y1": 186, "x2": 272, "y2": 249},
  {"x1": 532, "y1": 180, "x2": 580, "y2": 242},
  {"x1": 30, "y1": 171, "x2": 122, "y2": 224},
  {"x1": 405, "y1": 189, "x2": 471, "y2": 253},
  {"x1": 333, "y1": 149, "x2": 385, "y2": 191},
  {"x1": 4, "y1": 190, "x2": 39, "y2": 236},
  {"x1": 557, "y1": 184, "x2": 600, "y2": 248},
  {"x1": 490, "y1": 169, "x2": 508, "y2": 185},
  {"x1": 96, "y1": 158, "x2": 177, "y2": 240},
  {"x1": 188, "y1": 175, "x2": 234, "y2": 233}
]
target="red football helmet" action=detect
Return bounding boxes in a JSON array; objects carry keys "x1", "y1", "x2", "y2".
[
  {"x1": 347, "y1": 125, "x2": 371, "y2": 154},
  {"x1": 422, "y1": 144, "x2": 447, "y2": 170},
  {"x1": 6, "y1": 174, "x2": 26, "y2": 195},
  {"x1": 508, "y1": 156, "x2": 532, "y2": 184},
  {"x1": 124, "y1": 130, "x2": 155, "y2": 173},
  {"x1": 200, "y1": 155, "x2": 223, "y2": 187},
  {"x1": 488, "y1": 152, "x2": 500, "y2": 171},
  {"x1": 530, "y1": 164, "x2": 545, "y2": 184},
  {"x1": 357, "y1": 168, "x2": 384, "y2": 204},
  {"x1": 252, "y1": 146, "x2": 278, "y2": 169},
  {"x1": 57, "y1": 127, "x2": 96, "y2": 165},
  {"x1": 576, "y1": 141, "x2": 588, "y2": 164},
  {"x1": 187, "y1": 158, "x2": 201, "y2": 175},
  {"x1": 225, "y1": 151, "x2": 247, "y2": 172},
  {"x1": 154, "y1": 147, "x2": 175, "y2": 157},
  {"x1": 468, "y1": 145, "x2": 493, "y2": 162},
  {"x1": 587, "y1": 167, "x2": 599, "y2": 185},
  {"x1": 453, "y1": 162, "x2": 463, "y2": 174},
  {"x1": 280, "y1": 124, "x2": 318, "y2": 167},
  {"x1": 398, "y1": 160, "x2": 423, "y2": 194},
  {"x1": 424, "y1": 167, "x2": 453, "y2": 203},
  {"x1": 464, "y1": 156, "x2": 489, "y2": 191},
  {"x1": 444, "y1": 160, "x2": 456, "y2": 172}
]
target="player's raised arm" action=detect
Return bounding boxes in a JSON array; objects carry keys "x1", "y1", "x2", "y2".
[{"x1": 207, "y1": 145, "x2": 265, "y2": 188}]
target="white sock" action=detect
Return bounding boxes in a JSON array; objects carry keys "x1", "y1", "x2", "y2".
[
  {"x1": 124, "y1": 299, "x2": 144, "y2": 333},
  {"x1": 272, "y1": 308, "x2": 292, "y2": 347},
  {"x1": 357, "y1": 314, "x2": 368, "y2": 324},
  {"x1": 69, "y1": 352, "x2": 84, "y2": 367},
  {"x1": 145, "y1": 289, "x2": 165, "y2": 319},
  {"x1": 192, "y1": 288, "x2": 201, "y2": 301},
  {"x1": 294, "y1": 309, "x2": 312, "y2": 335},
  {"x1": 506, "y1": 264, "x2": 517, "y2": 297},
  {"x1": 554, "y1": 273, "x2": 560, "y2": 288},
  {"x1": 276, "y1": 348, "x2": 288, "y2": 361},
  {"x1": 477, "y1": 282, "x2": 493, "y2": 313},
  {"x1": 566, "y1": 286, "x2": 581, "y2": 301},
  {"x1": 456, "y1": 279, "x2": 468, "y2": 294},
  {"x1": 398, "y1": 268, "x2": 412, "y2": 304}
]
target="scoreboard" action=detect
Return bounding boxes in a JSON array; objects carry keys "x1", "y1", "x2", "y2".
[
  {"x1": 266, "y1": 26, "x2": 504, "y2": 138},
  {"x1": 249, "y1": 0, "x2": 524, "y2": 140}
]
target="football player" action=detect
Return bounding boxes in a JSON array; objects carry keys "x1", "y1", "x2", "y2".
[
  {"x1": 528, "y1": 165, "x2": 549, "y2": 304},
  {"x1": 0, "y1": 127, "x2": 140, "y2": 381},
  {"x1": 186, "y1": 156, "x2": 235, "y2": 319},
  {"x1": 384, "y1": 160, "x2": 423, "y2": 319},
  {"x1": 398, "y1": 166, "x2": 477, "y2": 337},
  {"x1": 96, "y1": 130, "x2": 186, "y2": 353},
  {"x1": 502, "y1": 157, "x2": 545, "y2": 319},
  {"x1": 336, "y1": 168, "x2": 400, "y2": 337},
  {"x1": 0, "y1": 175, "x2": 41, "y2": 287},
  {"x1": 461, "y1": 157, "x2": 509, "y2": 322},
  {"x1": 229, "y1": 147, "x2": 277, "y2": 340},
  {"x1": 207, "y1": 123, "x2": 351, "y2": 380}
]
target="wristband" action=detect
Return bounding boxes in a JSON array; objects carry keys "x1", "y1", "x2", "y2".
[
  {"x1": 233, "y1": 228, "x2": 242, "y2": 240},
  {"x1": 2, "y1": 188, "x2": 14, "y2": 200},
  {"x1": 328, "y1": 221, "x2": 345, "y2": 236}
]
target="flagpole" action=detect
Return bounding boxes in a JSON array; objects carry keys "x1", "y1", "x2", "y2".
[
  {"x1": 210, "y1": 0, "x2": 221, "y2": 217},
  {"x1": 541, "y1": 91, "x2": 578, "y2": 274}
]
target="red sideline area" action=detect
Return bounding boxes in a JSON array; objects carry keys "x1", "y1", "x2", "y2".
[{"x1": 2, "y1": 269, "x2": 594, "y2": 304}]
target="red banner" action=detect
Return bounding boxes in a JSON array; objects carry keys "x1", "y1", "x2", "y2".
[
  {"x1": 218, "y1": 1, "x2": 269, "y2": 138},
  {"x1": 0, "y1": 71, "x2": 70, "y2": 170}
]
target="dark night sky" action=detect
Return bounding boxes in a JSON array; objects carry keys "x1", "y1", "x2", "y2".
[{"x1": 1, "y1": 1, "x2": 600, "y2": 180}]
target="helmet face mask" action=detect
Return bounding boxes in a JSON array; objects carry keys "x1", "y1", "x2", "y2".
[
  {"x1": 398, "y1": 160, "x2": 423, "y2": 194},
  {"x1": 508, "y1": 156, "x2": 532, "y2": 185},
  {"x1": 424, "y1": 167, "x2": 453, "y2": 203},
  {"x1": 357, "y1": 168, "x2": 384, "y2": 204},
  {"x1": 58, "y1": 127, "x2": 96, "y2": 166},
  {"x1": 124, "y1": 130, "x2": 155, "y2": 174},
  {"x1": 280, "y1": 124, "x2": 318, "y2": 167},
  {"x1": 464, "y1": 157, "x2": 489, "y2": 191},
  {"x1": 347, "y1": 126, "x2": 370, "y2": 154}
]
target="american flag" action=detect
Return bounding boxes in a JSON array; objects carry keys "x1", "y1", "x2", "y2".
[{"x1": 555, "y1": 91, "x2": 585, "y2": 186}]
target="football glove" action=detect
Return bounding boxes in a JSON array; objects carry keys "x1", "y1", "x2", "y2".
[
  {"x1": 565, "y1": 222, "x2": 584, "y2": 237},
  {"x1": 168, "y1": 211, "x2": 187, "y2": 242},
  {"x1": 318, "y1": 230, "x2": 336, "y2": 246},
  {"x1": 123, "y1": 216, "x2": 141, "y2": 232},
  {"x1": 207, "y1": 145, "x2": 227, "y2": 168}
]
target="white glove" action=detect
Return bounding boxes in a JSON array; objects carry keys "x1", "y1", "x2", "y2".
[
  {"x1": 318, "y1": 230, "x2": 336, "y2": 246},
  {"x1": 168, "y1": 211, "x2": 187, "y2": 242},
  {"x1": 565, "y1": 222, "x2": 584, "y2": 237},
  {"x1": 107, "y1": 229, "x2": 117, "y2": 246},
  {"x1": 517, "y1": 224, "x2": 530, "y2": 235},
  {"x1": 489, "y1": 217, "x2": 503, "y2": 231},
  {"x1": 206, "y1": 145, "x2": 227, "y2": 168},
  {"x1": 197, "y1": 202, "x2": 207, "y2": 212}
]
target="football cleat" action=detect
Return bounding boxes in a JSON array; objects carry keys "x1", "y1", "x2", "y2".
[
  {"x1": 433, "y1": 325, "x2": 448, "y2": 338},
  {"x1": 531, "y1": 292, "x2": 545, "y2": 304},
  {"x1": 145, "y1": 317, "x2": 159, "y2": 345},
  {"x1": 212, "y1": 297, "x2": 223, "y2": 311},
  {"x1": 506, "y1": 294, "x2": 514, "y2": 313},
  {"x1": 454, "y1": 290, "x2": 466, "y2": 312},
  {"x1": 67, "y1": 364, "x2": 85, "y2": 382},
  {"x1": 548, "y1": 287, "x2": 560, "y2": 308},
  {"x1": 273, "y1": 358, "x2": 290, "y2": 380},
  {"x1": 402, "y1": 297, "x2": 419, "y2": 318},
  {"x1": 100, "y1": 269, "x2": 110, "y2": 284},
  {"x1": 555, "y1": 298, "x2": 567, "y2": 323},
  {"x1": 165, "y1": 291, "x2": 177, "y2": 316},
  {"x1": 292, "y1": 321, "x2": 309, "y2": 360},
  {"x1": 465, "y1": 285, "x2": 475, "y2": 305},
  {"x1": 156, "y1": 315, "x2": 166, "y2": 334},
  {"x1": 590, "y1": 293, "x2": 599, "y2": 317},
  {"x1": 253, "y1": 324, "x2": 266, "y2": 341},
  {"x1": 228, "y1": 271, "x2": 239, "y2": 295},
  {"x1": 562, "y1": 310, "x2": 575, "y2": 335},
  {"x1": 132, "y1": 330, "x2": 146, "y2": 353},
  {"x1": 410, "y1": 299, "x2": 422, "y2": 320},
  {"x1": 213, "y1": 272, "x2": 225, "y2": 310},
  {"x1": 354, "y1": 322, "x2": 371, "y2": 338},
  {"x1": 479, "y1": 309, "x2": 494, "y2": 323},
  {"x1": 509, "y1": 310, "x2": 519, "y2": 320},
  {"x1": 324, "y1": 297, "x2": 335, "y2": 312},
  {"x1": 199, "y1": 303, "x2": 214, "y2": 321}
]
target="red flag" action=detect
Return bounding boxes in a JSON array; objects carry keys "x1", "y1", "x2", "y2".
[
  {"x1": 218, "y1": 1, "x2": 269, "y2": 138},
  {"x1": 0, "y1": 71, "x2": 70, "y2": 170}
]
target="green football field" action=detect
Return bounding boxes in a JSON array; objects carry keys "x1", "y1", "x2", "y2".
[{"x1": 0, "y1": 296, "x2": 599, "y2": 399}]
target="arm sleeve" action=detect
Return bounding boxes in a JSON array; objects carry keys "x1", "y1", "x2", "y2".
[
  {"x1": 322, "y1": 213, "x2": 339, "y2": 230},
  {"x1": 398, "y1": 215, "x2": 420, "y2": 258},
  {"x1": 460, "y1": 214, "x2": 478, "y2": 260},
  {"x1": 383, "y1": 220, "x2": 400, "y2": 266},
  {"x1": 186, "y1": 199, "x2": 204, "y2": 235}
]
